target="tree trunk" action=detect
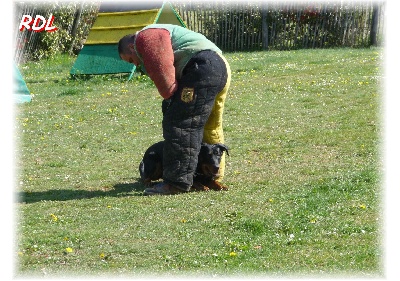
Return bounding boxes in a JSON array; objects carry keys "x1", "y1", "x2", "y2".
[
  {"x1": 370, "y1": 3, "x2": 379, "y2": 46},
  {"x1": 69, "y1": 3, "x2": 83, "y2": 55},
  {"x1": 262, "y1": 4, "x2": 268, "y2": 50}
]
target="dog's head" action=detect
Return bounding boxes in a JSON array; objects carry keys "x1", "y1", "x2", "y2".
[{"x1": 197, "y1": 143, "x2": 229, "y2": 179}]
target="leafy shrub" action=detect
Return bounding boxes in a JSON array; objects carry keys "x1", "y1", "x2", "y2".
[{"x1": 14, "y1": 1, "x2": 99, "y2": 62}]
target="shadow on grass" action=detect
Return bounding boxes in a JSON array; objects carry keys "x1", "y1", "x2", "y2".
[{"x1": 16, "y1": 180, "x2": 147, "y2": 204}]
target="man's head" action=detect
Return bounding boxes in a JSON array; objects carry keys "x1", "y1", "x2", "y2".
[{"x1": 118, "y1": 34, "x2": 139, "y2": 65}]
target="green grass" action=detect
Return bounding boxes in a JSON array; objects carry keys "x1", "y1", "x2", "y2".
[{"x1": 15, "y1": 48, "x2": 383, "y2": 278}]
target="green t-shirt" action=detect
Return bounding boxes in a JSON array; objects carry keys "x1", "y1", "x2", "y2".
[{"x1": 140, "y1": 24, "x2": 222, "y2": 79}]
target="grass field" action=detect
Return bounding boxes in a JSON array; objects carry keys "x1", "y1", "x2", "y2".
[{"x1": 15, "y1": 48, "x2": 383, "y2": 278}]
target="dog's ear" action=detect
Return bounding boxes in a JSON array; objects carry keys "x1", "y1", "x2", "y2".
[
  {"x1": 215, "y1": 144, "x2": 229, "y2": 156},
  {"x1": 139, "y1": 161, "x2": 146, "y2": 179}
]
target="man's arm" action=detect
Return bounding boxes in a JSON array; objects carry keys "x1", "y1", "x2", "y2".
[{"x1": 135, "y1": 28, "x2": 178, "y2": 99}]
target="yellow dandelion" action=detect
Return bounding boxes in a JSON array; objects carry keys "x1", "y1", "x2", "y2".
[
  {"x1": 99, "y1": 253, "x2": 105, "y2": 259},
  {"x1": 229, "y1": 252, "x2": 237, "y2": 257},
  {"x1": 65, "y1": 247, "x2": 73, "y2": 253},
  {"x1": 359, "y1": 204, "x2": 366, "y2": 209},
  {"x1": 50, "y1": 214, "x2": 58, "y2": 222},
  {"x1": 181, "y1": 218, "x2": 187, "y2": 223}
]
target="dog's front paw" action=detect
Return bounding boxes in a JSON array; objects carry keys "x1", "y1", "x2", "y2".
[
  {"x1": 191, "y1": 181, "x2": 210, "y2": 192},
  {"x1": 207, "y1": 180, "x2": 228, "y2": 191}
]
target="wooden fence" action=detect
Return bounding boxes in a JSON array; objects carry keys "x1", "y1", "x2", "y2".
[
  {"x1": 174, "y1": 1, "x2": 385, "y2": 51},
  {"x1": 14, "y1": 1, "x2": 385, "y2": 63}
]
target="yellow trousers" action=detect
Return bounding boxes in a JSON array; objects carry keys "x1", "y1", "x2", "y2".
[{"x1": 202, "y1": 53, "x2": 231, "y2": 181}]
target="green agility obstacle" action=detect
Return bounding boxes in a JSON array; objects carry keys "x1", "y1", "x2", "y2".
[
  {"x1": 70, "y1": 1, "x2": 186, "y2": 77},
  {"x1": 14, "y1": 63, "x2": 32, "y2": 103}
]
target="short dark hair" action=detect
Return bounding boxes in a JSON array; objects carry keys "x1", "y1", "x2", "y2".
[{"x1": 118, "y1": 34, "x2": 135, "y2": 59}]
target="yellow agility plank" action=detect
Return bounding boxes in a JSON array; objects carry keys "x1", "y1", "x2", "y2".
[
  {"x1": 93, "y1": 9, "x2": 159, "y2": 28},
  {"x1": 85, "y1": 9, "x2": 158, "y2": 44}
]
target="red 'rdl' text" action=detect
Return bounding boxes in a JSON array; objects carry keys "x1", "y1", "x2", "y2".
[{"x1": 19, "y1": 14, "x2": 58, "y2": 32}]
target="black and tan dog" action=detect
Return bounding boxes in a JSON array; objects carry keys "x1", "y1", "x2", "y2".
[{"x1": 139, "y1": 141, "x2": 229, "y2": 191}]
